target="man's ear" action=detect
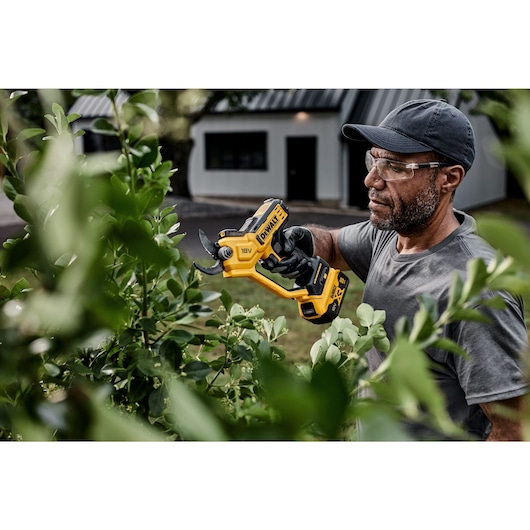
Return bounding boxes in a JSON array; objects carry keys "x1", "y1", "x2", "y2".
[{"x1": 441, "y1": 165, "x2": 465, "y2": 195}]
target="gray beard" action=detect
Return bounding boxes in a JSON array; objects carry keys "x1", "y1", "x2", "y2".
[{"x1": 370, "y1": 178, "x2": 440, "y2": 236}]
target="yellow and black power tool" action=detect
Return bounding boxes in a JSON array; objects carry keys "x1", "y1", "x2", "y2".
[{"x1": 194, "y1": 198, "x2": 349, "y2": 324}]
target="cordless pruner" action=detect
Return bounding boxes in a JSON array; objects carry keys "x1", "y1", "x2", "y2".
[{"x1": 194, "y1": 198, "x2": 349, "y2": 324}]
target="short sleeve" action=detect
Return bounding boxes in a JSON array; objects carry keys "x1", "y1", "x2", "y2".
[
  {"x1": 338, "y1": 221, "x2": 378, "y2": 282},
  {"x1": 452, "y1": 294, "x2": 529, "y2": 404}
]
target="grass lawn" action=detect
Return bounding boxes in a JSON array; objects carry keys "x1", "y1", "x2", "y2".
[{"x1": 193, "y1": 260, "x2": 365, "y2": 365}]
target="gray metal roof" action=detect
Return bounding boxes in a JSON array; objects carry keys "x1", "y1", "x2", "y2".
[
  {"x1": 213, "y1": 89, "x2": 349, "y2": 113},
  {"x1": 68, "y1": 88, "x2": 443, "y2": 125},
  {"x1": 68, "y1": 90, "x2": 130, "y2": 118},
  {"x1": 68, "y1": 89, "x2": 348, "y2": 118},
  {"x1": 346, "y1": 89, "x2": 434, "y2": 125}
]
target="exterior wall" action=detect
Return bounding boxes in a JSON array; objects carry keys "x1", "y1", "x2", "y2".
[
  {"x1": 453, "y1": 110, "x2": 506, "y2": 210},
  {"x1": 71, "y1": 119, "x2": 90, "y2": 154},
  {"x1": 189, "y1": 112, "x2": 343, "y2": 203}
]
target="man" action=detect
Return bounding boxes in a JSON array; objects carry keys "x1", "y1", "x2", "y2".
[{"x1": 266, "y1": 99, "x2": 529, "y2": 441}]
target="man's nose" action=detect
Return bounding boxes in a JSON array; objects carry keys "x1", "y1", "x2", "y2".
[{"x1": 364, "y1": 166, "x2": 385, "y2": 189}]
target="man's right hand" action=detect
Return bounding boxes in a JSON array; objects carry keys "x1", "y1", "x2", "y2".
[{"x1": 261, "y1": 226, "x2": 315, "y2": 280}]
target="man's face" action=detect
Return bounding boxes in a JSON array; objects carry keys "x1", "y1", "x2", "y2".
[{"x1": 364, "y1": 147, "x2": 442, "y2": 236}]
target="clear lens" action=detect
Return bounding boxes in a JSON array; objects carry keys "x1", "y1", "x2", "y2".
[{"x1": 365, "y1": 151, "x2": 413, "y2": 181}]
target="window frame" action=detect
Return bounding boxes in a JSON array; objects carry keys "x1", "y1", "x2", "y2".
[{"x1": 204, "y1": 131, "x2": 268, "y2": 171}]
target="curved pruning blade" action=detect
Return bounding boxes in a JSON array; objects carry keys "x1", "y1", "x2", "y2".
[
  {"x1": 198, "y1": 229, "x2": 220, "y2": 258},
  {"x1": 194, "y1": 229, "x2": 224, "y2": 275}
]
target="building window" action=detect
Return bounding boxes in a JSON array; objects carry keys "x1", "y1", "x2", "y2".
[
  {"x1": 83, "y1": 130, "x2": 122, "y2": 153},
  {"x1": 205, "y1": 132, "x2": 267, "y2": 170}
]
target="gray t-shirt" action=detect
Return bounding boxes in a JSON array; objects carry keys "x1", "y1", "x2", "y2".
[{"x1": 338, "y1": 210, "x2": 529, "y2": 440}]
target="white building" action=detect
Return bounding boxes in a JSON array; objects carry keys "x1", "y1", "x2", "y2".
[{"x1": 189, "y1": 89, "x2": 507, "y2": 210}]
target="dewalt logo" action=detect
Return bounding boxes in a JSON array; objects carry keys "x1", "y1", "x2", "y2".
[
  {"x1": 254, "y1": 204, "x2": 287, "y2": 245},
  {"x1": 256, "y1": 215, "x2": 279, "y2": 244}
]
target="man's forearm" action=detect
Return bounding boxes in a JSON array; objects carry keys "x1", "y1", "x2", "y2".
[
  {"x1": 480, "y1": 396, "x2": 526, "y2": 441},
  {"x1": 305, "y1": 224, "x2": 350, "y2": 271}
]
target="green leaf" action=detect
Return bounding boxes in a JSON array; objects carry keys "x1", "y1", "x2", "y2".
[
  {"x1": 90, "y1": 118, "x2": 118, "y2": 136},
  {"x1": 117, "y1": 220, "x2": 172, "y2": 267},
  {"x1": 17, "y1": 127, "x2": 45, "y2": 141},
  {"x1": 273, "y1": 315, "x2": 287, "y2": 338},
  {"x1": 354, "y1": 334, "x2": 374, "y2": 355},
  {"x1": 43, "y1": 363, "x2": 61, "y2": 377},
  {"x1": 310, "y1": 339, "x2": 326, "y2": 365},
  {"x1": 478, "y1": 295, "x2": 506, "y2": 310},
  {"x1": 131, "y1": 135, "x2": 159, "y2": 168},
  {"x1": 388, "y1": 337, "x2": 453, "y2": 429},
  {"x1": 477, "y1": 214, "x2": 530, "y2": 269},
  {"x1": 296, "y1": 364, "x2": 313, "y2": 382},
  {"x1": 343, "y1": 326, "x2": 359, "y2": 346},
  {"x1": 372, "y1": 310, "x2": 386, "y2": 326},
  {"x1": 431, "y1": 337, "x2": 469, "y2": 359},
  {"x1": 148, "y1": 387, "x2": 167, "y2": 417},
  {"x1": 374, "y1": 336, "x2": 391, "y2": 353},
  {"x1": 3, "y1": 174, "x2": 25, "y2": 197},
  {"x1": 128, "y1": 90, "x2": 158, "y2": 109},
  {"x1": 51, "y1": 103, "x2": 68, "y2": 133},
  {"x1": 167, "y1": 329, "x2": 194, "y2": 345},
  {"x1": 158, "y1": 340, "x2": 183, "y2": 369},
  {"x1": 333, "y1": 317, "x2": 353, "y2": 332},
  {"x1": 67, "y1": 113, "x2": 81, "y2": 124},
  {"x1": 13, "y1": 194, "x2": 33, "y2": 223},
  {"x1": 230, "y1": 363, "x2": 242, "y2": 379},
  {"x1": 323, "y1": 326, "x2": 339, "y2": 347},
  {"x1": 0, "y1": 284, "x2": 11, "y2": 301},
  {"x1": 356, "y1": 303, "x2": 374, "y2": 327},
  {"x1": 409, "y1": 303, "x2": 436, "y2": 344},
  {"x1": 259, "y1": 340, "x2": 271, "y2": 358},
  {"x1": 11, "y1": 277, "x2": 31, "y2": 297},
  {"x1": 132, "y1": 102, "x2": 159, "y2": 123},
  {"x1": 138, "y1": 317, "x2": 157, "y2": 334},
  {"x1": 166, "y1": 377, "x2": 228, "y2": 441},
  {"x1": 325, "y1": 344, "x2": 341, "y2": 364},
  {"x1": 246, "y1": 306, "x2": 265, "y2": 319},
  {"x1": 166, "y1": 278, "x2": 183, "y2": 297},
  {"x1": 461, "y1": 258, "x2": 489, "y2": 302},
  {"x1": 9, "y1": 90, "x2": 28, "y2": 103},
  {"x1": 182, "y1": 360, "x2": 211, "y2": 381},
  {"x1": 310, "y1": 361, "x2": 349, "y2": 438},
  {"x1": 220, "y1": 289, "x2": 233, "y2": 311},
  {"x1": 185, "y1": 288, "x2": 202, "y2": 303},
  {"x1": 230, "y1": 303, "x2": 245, "y2": 318},
  {"x1": 71, "y1": 89, "x2": 109, "y2": 98},
  {"x1": 137, "y1": 356, "x2": 163, "y2": 377},
  {"x1": 447, "y1": 271, "x2": 464, "y2": 309},
  {"x1": 90, "y1": 400, "x2": 165, "y2": 441},
  {"x1": 451, "y1": 307, "x2": 492, "y2": 324},
  {"x1": 417, "y1": 293, "x2": 438, "y2": 320}
]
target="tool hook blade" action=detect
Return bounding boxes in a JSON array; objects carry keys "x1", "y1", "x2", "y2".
[
  {"x1": 198, "y1": 229, "x2": 220, "y2": 258},
  {"x1": 194, "y1": 260, "x2": 224, "y2": 275},
  {"x1": 193, "y1": 229, "x2": 224, "y2": 275}
]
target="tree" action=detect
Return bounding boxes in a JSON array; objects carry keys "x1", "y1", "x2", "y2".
[{"x1": 156, "y1": 89, "x2": 263, "y2": 197}]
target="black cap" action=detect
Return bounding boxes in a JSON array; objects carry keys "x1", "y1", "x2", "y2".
[{"x1": 342, "y1": 99, "x2": 475, "y2": 172}]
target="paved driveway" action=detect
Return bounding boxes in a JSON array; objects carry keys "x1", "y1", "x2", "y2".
[{"x1": 0, "y1": 193, "x2": 368, "y2": 258}]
